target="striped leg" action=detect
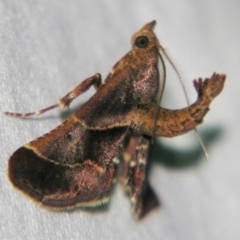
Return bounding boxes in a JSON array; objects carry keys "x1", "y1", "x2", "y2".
[{"x1": 5, "y1": 73, "x2": 102, "y2": 117}]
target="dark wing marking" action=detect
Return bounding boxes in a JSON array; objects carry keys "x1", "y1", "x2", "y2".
[{"x1": 8, "y1": 121, "x2": 127, "y2": 209}]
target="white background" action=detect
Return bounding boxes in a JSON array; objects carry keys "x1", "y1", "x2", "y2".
[{"x1": 0, "y1": 1, "x2": 239, "y2": 240}]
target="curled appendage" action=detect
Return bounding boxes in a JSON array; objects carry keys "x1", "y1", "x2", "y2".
[
  {"x1": 134, "y1": 73, "x2": 226, "y2": 137},
  {"x1": 193, "y1": 73, "x2": 226, "y2": 106}
]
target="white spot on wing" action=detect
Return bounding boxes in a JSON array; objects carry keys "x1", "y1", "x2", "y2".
[{"x1": 113, "y1": 157, "x2": 120, "y2": 164}]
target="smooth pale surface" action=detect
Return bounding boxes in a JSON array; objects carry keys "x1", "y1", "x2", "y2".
[{"x1": 0, "y1": 1, "x2": 239, "y2": 240}]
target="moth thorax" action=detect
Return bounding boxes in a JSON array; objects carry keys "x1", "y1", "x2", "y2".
[{"x1": 133, "y1": 63, "x2": 159, "y2": 103}]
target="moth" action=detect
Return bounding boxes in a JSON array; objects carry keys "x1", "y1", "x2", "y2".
[{"x1": 6, "y1": 21, "x2": 225, "y2": 219}]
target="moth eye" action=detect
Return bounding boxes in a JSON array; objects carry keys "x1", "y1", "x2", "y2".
[{"x1": 134, "y1": 36, "x2": 149, "y2": 48}]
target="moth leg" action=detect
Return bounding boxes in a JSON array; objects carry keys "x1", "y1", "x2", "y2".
[
  {"x1": 120, "y1": 134, "x2": 159, "y2": 219},
  {"x1": 4, "y1": 73, "x2": 102, "y2": 117},
  {"x1": 59, "y1": 73, "x2": 102, "y2": 108},
  {"x1": 132, "y1": 73, "x2": 226, "y2": 137}
]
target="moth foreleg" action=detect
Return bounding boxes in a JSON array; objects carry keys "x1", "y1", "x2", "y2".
[
  {"x1": 4, "y1": 73, "x2": 102, "y2": 117},
  {"x1": 132, "y1": 73, "x2": 226, "y2": 137},
  {"x1": 59, "y1": 73, "x2": 102, "y2": 108}
]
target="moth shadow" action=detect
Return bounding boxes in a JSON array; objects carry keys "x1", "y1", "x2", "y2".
[
  {"x1": 152, "y1": 126, "x2": 224, "y2": 168},
  {"x1": 68, "y1": 202, "x2": 110, "y2": 216},
  {"x1": 59, "y1": 104, "x2": 85, "y2": 121},
  {"x1": 52, "y1": 202, "x2": 110, "y2": 218}
]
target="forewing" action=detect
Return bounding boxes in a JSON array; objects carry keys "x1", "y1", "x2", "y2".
[{"x1": 8, "y1": 118, "x2": 127, "y2": 209}]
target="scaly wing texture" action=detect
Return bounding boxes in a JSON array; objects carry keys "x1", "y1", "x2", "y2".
[{"x1": 9, "y1": 118, "x2": 127, "y2": 209}]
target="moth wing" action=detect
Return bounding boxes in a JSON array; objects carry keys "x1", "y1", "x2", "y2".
[{"x1": 8, "y1": 119, "x2": 127, "y2": 209}]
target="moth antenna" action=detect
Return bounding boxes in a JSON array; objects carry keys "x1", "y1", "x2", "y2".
[
  {"x1": 195, "y1": 131, "x2": 209, "y2": 160},
  {"x1": 161, "y1": 48, "x2": 208, "y2": 160},
  {"x1": 161, "y1": 48, "x2": 189, "y2": 105},
  {"x1": 151, "y1": 51, "x2": 166, "y2": 144}
]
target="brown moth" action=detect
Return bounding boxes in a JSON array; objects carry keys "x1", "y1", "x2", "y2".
[{"x1": 6, "y1": 21, "x2": 225, "y2": 219}]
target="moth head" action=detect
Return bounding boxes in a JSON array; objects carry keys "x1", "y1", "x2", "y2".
[{"x1": 131, "y1": 21, "x2": 161, "y2": 51}]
